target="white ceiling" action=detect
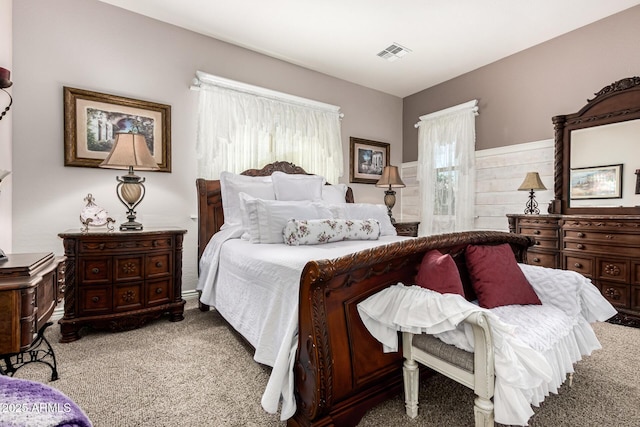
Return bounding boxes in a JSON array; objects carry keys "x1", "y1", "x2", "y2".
[{"x1": 99, "y1": 0, "x2": 640, "y2": 97}]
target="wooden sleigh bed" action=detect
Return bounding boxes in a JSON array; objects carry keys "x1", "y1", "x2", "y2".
[{"x1": 196, "y1": 161, "x2": 534, "y2": 427}]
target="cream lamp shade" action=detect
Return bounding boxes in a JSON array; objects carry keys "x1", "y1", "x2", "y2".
[
  {"x1": 376, "y1": 165, "x2": 406, "y2": 223},
  {"x1": 99, "y1": 133, "x2": 159, "y2": 231},
  {"x1": 517, "y1": 172, "x2": 546, "y2": 215}
]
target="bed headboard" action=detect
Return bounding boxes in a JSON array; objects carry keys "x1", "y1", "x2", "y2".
[{"x1": 195, "y1": 161, "x2": 354, "y2": 261}]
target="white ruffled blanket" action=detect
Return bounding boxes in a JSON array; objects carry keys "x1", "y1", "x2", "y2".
[{"x1": 357, "y1": 264, "x2": 617, "y2": 426}]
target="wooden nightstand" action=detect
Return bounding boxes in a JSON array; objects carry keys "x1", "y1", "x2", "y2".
[
  {"x1": 58, "y1": 228, "x2": 186, "y2": 343},
  {"x1": 394, "y1": 221, "x2": 420, "y2": 237}
]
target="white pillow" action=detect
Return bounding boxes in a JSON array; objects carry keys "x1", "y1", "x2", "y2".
[
  {"x1": 321, "y1": 183, "x2": 348, "y2": 204},
  {"x1": 239, "y1": 193, "x2": 334, "y2": 243},
  {"x1": 328, "y1": 203, "x2": 397, "y2": 236},
  {"x1": 220, "y1": 171, "x2": 275, "y2": 229},
  {"x1": 271, "y1": 171, "x2": 325, "y2": 201}
]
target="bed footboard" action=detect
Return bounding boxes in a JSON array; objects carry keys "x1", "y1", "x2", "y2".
[{"x1": 291, "y1": 231, "x2": 532, "y2": 427}]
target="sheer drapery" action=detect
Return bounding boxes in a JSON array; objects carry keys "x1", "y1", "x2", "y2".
[
  {"x1": 194, "y1": 73, "x2": 343, "y2": 183},
  {"x1": 416, "y1": 100, "x2": 477, "y2": 236}
]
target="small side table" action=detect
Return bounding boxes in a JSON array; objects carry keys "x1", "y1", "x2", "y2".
[
  {"x1": 394, "y1": 221, "x2": 420, "y2": 237},
  {"x1": 0, "y1": 253, "x2": 65, "y2": 380},
  {"x1": 58, "y1": 228, "x2": 186, "y2": 342}
]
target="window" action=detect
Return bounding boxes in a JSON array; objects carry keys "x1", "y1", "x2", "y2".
[
  {"x1": 193, "y1": 71, "x2": 343, "y2": 183},
  {"x1": 416, "y1": 100, "x2": 477, "y2": 235}
]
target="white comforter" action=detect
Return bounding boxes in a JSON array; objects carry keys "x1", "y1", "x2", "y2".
[
  {"x1": 357, "y1": 264, "x2": 616, "y2": 426},
  {"x1": 196, "y1": 225, "x2": 408, "y2": 420}
]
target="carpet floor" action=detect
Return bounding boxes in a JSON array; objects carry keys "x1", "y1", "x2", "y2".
[{"x1": 9, "y1": 298, "x2": 640, "y2": 427}]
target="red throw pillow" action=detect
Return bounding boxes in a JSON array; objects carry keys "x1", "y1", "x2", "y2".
[
  {"x1": 465, "y1": 243, "x2": 541, "y2": 309},
  {"x1": 415, "y1": 250, "x2": 465, "y2": 296}
]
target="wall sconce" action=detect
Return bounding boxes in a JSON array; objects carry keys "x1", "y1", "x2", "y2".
[
  {"x1": 99, "y1": 132, "x2": 159, "y2": 231},
  {"x1": 518, "y1": 172, "x2": 547, "y2": 214},
  {"x1": 376, "y1": 165, "x2": 406, "y2": 223},
  {"x1": 0, "y1": 67, "x2": 12, "y2": 121}
]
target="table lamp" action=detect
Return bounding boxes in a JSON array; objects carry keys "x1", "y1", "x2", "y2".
[
  {"x1": 99, "y1": 132, "x2": 159, "y2": 230},
  {"x1": 518, "y1": 172, "x2": 547, "y2": 214},
  {"x1": 376, "y1": 165, "x2": 405, "y2": 223}
]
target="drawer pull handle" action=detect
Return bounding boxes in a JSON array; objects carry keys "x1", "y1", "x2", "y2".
[
  {"x1": 576, "y1": 244, "x2": 585, "y2": 249},
  {"x1": 574, "y1": 263, "x2": 582, "y2": 268},
  {"x1": 535, "y1": 241, "x2": 540, "y2": 245},
  {"x1": 155, "y1": 287, "x2": 163, "y2": 294},
  {"x1": 606, "y1": 234, "x2": 613, "y2": 240},
  {"x1": 533, "y1": 230, "x2": 540, "y2": 235},
  {"x1": 92, "y1": 267, "x2": 100, "y2": 274},
  {"x1": 577, "y1": 232, "x2": 585, "y2": 238},
  {"x1": 533, "y1": 257, "x2": 540, "y2": 263},
  {"x1": 605, "y1": 287, "x2": 621, "y2": 301},
  {"x1": 156, "y1": 261, "x2": 163, "y2": 268},
  {"x1": 92, "y1": 296, "x2": 100, "y2": 303}
]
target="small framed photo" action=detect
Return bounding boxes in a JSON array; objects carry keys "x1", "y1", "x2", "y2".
[
  {"x1": 63, "y1": 87, "x2": 171, "y2": 172},
  {"x1": 570, "y1": 164, "x2": 623, "y2": 199},
  {"x1": 349, "y1": 137, "x2": 390, "y2": 184}
]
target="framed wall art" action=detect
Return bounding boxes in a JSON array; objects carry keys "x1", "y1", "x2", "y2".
[
  {"x1": 63, "y1": 87, "x2": 171, "y2": 172},
  {"x1": 349, "y1": 137, "x2": 390, "y2": 184},
  {"x1": 570, "y1": 164, "x2": 623, "y2": 199}
]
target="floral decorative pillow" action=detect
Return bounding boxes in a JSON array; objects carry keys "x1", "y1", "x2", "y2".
[{"x1": 283, "y1": 218, "x2": 381, "y2": 246}]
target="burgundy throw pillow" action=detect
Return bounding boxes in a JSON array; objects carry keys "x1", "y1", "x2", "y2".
[
  {"x1": 465, "y1": 243, "x2": 541, "y2": 309},
  {"x1": 415, "y1": 250, "x2": 465, "y2": 296}
]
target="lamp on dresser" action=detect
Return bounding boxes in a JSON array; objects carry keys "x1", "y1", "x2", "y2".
[
  {"x1": 518, "y1": 172, "x2": 546, "y2": 215},
  {"x1": 99, "y1": 132, "x2": 159, "y2": 231},
  {"x1": 376, "y1": 165, "x2": 405, "y2": 223}
]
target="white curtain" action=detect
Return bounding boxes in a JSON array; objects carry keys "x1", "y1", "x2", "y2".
[
  {"x1": 416, "y1": 100, "x2": 477, "y2": 236},
  {"x1": 194, "y1": 74, "x2": 343, "y2": 183}
]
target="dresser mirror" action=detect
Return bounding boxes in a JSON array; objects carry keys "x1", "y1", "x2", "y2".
[{"x1": 551, "y1": 76, "x2": 640, "y2": 215}]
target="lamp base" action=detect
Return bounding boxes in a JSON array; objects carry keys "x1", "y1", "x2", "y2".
[
  {"x1": 524, "y1": 190, "x2": 540, "y2": 215},
  {"x1": 120, "y1": 220, "x2": 143, "y2": 231},
  {"x1": 384, "y1": 189, "x2": 397, "y2": 223}
]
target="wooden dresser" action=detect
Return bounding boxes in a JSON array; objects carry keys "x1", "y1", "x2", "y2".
[
  {"x1": 58, "y1": 228, "x2": 187, "y2": 342},
  {"x1": 0, "y1": 253, "x2": 65, "y2": 355},
  {"x1": 508, "y1": 214, "x2": 640, "y2": 321}
]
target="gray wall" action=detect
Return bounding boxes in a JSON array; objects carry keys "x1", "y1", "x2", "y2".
[
  {"x1": 12, "y1": 0, "x2": 402, "y2": 292},
  {"x1": 403, "y1": 5, "x2": 640, "y2": 161}
]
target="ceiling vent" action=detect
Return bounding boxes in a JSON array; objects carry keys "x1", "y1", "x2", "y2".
[{"x1": 377, "y1": 43, "x2": 412, "y2": 62}]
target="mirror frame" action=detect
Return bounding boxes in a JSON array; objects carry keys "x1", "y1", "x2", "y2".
[{"x1": 551, "y1": 76, "x2": 640, "y2": 215}]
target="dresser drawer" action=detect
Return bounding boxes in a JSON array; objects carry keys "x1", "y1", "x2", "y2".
[
  {"x1": 565, "y1": 255, "x2": 593, "y2": 277},
  {"x1": 146, "y1": 253, "x2": 172, "y2": 279},
  {"x1": 564, "y1": 229, "x2": 640, "y2": 246},
  {"x1": 114, "y1": 255, "x2": 144, "y2": 282},
  {"x1": 530, "y1": 238, "x2": 558, "y2": 250},
  {"x1": 563, "y1": 241, "x2": 631, "y2": 257},
  {"x1": 631, "y1": 286, "x2": 640, "y2": 312},
  {"x1": 79, "y1": 286, "x2": 112, "y2": 314},
  {"x1": 519, "y1": 227, "x2": 558, "y2": 238},
  {"x1": 526, "y1": 251, "x2": 557, "y2": 268},
  {"x1": 596, "y1": 259, "x2": 629, "y2": 283},
  {"x1": 599, "y1": 282, "x2": 629, "y2": 309},
  {"x1": 80, "y1": 258, "x2": 112, "y2": 284}
]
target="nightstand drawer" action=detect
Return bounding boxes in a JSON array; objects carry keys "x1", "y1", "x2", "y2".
[
  {"x1": 147, "y1": 278, "x2": 172, "y2": 305},
  {"x1": 79, "y1": 286, "x2": 112, "y2": 314},
  {"x1": 114, "y1": 283, "x2": 144, "y2": 312},
  {"x1": 78, "y1": 237, "x2": 174, "y2": 254},
  {"x1": 80, "y1": 258, "x2": 112, "y2": 284},
  {"x1": 114, "y1": 255, "x2": 144, "y2": 282},
  {"x1": 146, "y1": 253, "x2": 172, "y2": 278}
]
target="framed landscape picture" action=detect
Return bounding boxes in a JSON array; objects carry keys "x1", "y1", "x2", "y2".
[
  {"x1": 349, "y1": 137, "x2": 390, "y2": 184},
  {"x1": 570, "y1": 164, "x2": 622, "y2": 199},
  {"x1": 63, "y1": 87, "x2": 171, "y2": 172}
]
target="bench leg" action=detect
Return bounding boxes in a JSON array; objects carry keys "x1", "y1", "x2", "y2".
[
  {"x1": 474, "y1": 396, "x2": 494, "y2": 427},
  {"x1": 403, "y1": 358, "x2": 419, "y2": 418}
]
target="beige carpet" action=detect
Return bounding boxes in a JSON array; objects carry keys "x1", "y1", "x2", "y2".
[{"x1": 11, "y1": 299, "x2": 640, "y2": 427}]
